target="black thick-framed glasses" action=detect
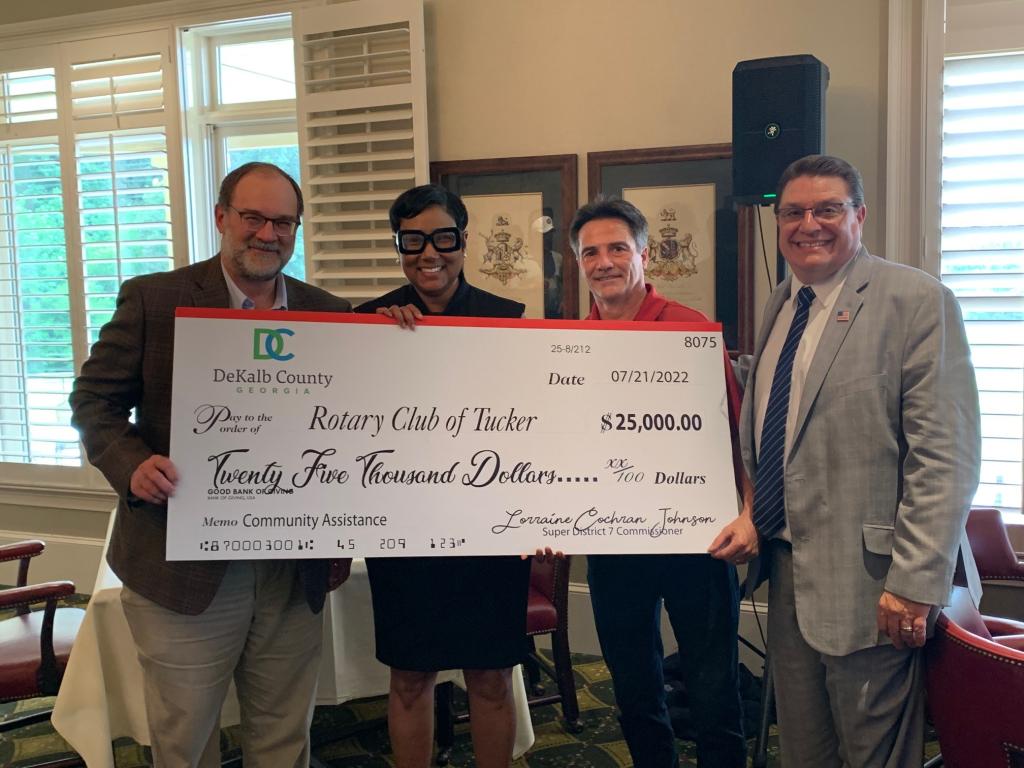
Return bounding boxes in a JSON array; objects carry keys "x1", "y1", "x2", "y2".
[
  {"x1": 394, "y1": 227, "x2": 463, "y2": 256},
  {"x1": 775, "y1": 201, "x2": 858, "y2": 224},
  {"x1": 226, "y1": 205, "x2": 300, "y2": 237}
]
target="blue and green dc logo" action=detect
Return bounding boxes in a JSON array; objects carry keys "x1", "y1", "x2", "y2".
[{"x1": 253, "y1": 328, "x2": 294, "y2": 361}]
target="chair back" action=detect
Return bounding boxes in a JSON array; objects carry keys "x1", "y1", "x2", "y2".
[
  {"x1": 526, "y1": 556, "x2": 570, "y2": 635},
  {"x1": 966, "y1": 507, "x2": 1024, "y2": 582},
  {"x1": 926, "y1": 586, "x2": 1024, "y2": 768},
  {"x1": 529, "y1": 557, "x2": 556, "y2": 602}
]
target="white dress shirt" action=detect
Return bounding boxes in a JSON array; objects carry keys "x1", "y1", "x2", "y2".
[
  {"x1": 753, "y1": 256, "x2": 856, "y2": 537},
  {"x1": 221, "y1": 260, "x2": 288, "y2": 310}
]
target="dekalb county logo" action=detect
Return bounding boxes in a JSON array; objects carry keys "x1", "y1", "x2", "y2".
[{"x1": 253, "y1": 328, "x2": 294, "y2": 361}]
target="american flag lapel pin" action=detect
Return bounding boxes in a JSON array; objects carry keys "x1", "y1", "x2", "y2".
[{"x1": 836, "y1": 309, "x2": 850, "y2": 323}]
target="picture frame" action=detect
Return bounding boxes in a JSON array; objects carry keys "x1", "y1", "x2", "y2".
[
  {"x1": 587, "y1": 144, "x2": 755, "y2": 353},
  {"x1": 431, "y1": 154, "x2": 579, "y2": 319}
]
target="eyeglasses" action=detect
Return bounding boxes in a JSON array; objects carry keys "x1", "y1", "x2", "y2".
[
  {"x1": 395, "y1": 227, "x2": 463, "y2": 256},
  {"x1": 226, "y1": 205, "x2": 299, "y2": 237},
  {"x1": 776, "y1": 201, "x2": 858, "y2": 224}
]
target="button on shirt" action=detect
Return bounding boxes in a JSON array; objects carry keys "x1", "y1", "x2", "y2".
[
  {"x1": 753, "y1": 256, "x2": 856, "y2": 538},
  {"x1": 221, "y1": 262, "x2": 288, "y2": 310}
]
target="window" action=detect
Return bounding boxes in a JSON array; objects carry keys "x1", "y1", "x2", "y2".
[
  {"x1": 181, "y1": 17, "x2": 305, "y2": 280},
  {"x1": 942, "y1": 51, "x2": 1024, "y2": 512},
  {"x1": 77, "y1": 131, "x2": 174, "y2": 344},
  {"x1": 181, "y1": 1, "x2": 430, "y2": 297},
  {"x1": 0, "y1": 140, "x2": 75, "y2": 464},
  {"x1": 0, "y1": 31, "x2": 182, "y2": 485},
  {"x1": 0, "y1": 0, "x2": 427, "y2": 493},
  {"x1": 217, "y1": 37, "x2": 295, "y2": 104}
]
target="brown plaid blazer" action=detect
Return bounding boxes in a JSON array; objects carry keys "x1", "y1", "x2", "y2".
[{"x1": 70, "y1": 255, "x2": 352, "y2": 615}]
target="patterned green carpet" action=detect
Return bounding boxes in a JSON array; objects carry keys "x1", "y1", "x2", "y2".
[
  {"x1": 2, "y1": 651, "x2": 777, "y2": 768},
  {"x1": 1, "y1": 593, "x2": 940, "y2": 767}
]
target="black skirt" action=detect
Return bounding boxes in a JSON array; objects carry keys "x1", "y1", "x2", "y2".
[{"x1": 366, "y1": 555, "x2": 531, "y2": 670}]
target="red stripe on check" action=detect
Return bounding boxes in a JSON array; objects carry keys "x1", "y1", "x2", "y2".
[{"x1": 174, "y1": 307, "x2": 721, "y2": 334}]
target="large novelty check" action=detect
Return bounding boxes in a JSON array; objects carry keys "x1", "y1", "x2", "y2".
[{"x1": 166, "y1": 310, "x2": 738, "y2": 560}]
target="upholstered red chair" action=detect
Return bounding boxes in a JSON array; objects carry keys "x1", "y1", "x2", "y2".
[
  {"x1": 966, "y1": 507, "x2": 1024, "y2": 584},
  {"x1": 925, "y1": 586, "x2": 1024, "y2": 768},
  {"x1": 522, "y1": 554, "x2": 582, "y2": 730},
  {"x1": 434, "y1": 555, "x2": 581, "y2": 765},
  {"x1": 0, "y1": 540, "x2": 86, "y2": 767},
  {"x1": 959, "y1": 507, "x2": 1024, "y2": 642}
]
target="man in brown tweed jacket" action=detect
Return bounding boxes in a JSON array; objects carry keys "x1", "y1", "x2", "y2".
[{"x1": 70, "y1": 162, "x2": 351, "y2": 768}]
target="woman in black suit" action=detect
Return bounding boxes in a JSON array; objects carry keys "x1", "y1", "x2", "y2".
[{"x1": 356, "y1": 184, "x2": 531, "y2": 768}]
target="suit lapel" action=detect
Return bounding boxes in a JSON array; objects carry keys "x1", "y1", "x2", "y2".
[
  {"x1": 790, "y1": 248, "x2": 872, "y2": 446},
  {"x1": 191, "y1": 254, "x2": 231, "y2": 308},
  {"x1": 285, "y1": 275, "x2": 309, "y2": 310},
  {"x1": 753, "y1": 279, "x2": 792, "y2": 361}
]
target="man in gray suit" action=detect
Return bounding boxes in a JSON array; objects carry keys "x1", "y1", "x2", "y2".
[
  {"x1": 739, "y1": 154, "x2": 981, "y2": 766},
  {"x1": 70, "y1": 162, "x2": 351, "y2": 767}
]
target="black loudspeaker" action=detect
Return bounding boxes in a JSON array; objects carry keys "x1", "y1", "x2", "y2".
[{"x1": 732, "y1": 55, "x2": 829, "y2": 205}]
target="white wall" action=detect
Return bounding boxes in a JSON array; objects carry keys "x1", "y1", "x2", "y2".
[
  {"x1": 425, "y1": 0, "x2": 887, "y2": 254},
  {"x1": 0, "y1": 496, "x2": 111, "y2": 593}
]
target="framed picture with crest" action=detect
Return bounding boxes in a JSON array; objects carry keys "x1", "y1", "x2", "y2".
[
  {"x1": 431, "y1": 154, "x2": 578, "y2": 319},
  {"x1": 587, "y1": 144, "x2": 755, "y2": 353}
]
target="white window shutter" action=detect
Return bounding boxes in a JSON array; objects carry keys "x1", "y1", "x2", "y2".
[
  {"x1": 60, "y1": 31, "x2": 187, "y2": 344},
  {"x1": 62, "y1": 31, "x2": 175, "y2": 134},
  {"x1": 942, "y1": 52, "x2": 1024, "y2": 511},
  {"x1": 292, "y1": 0, "x2": 429, "y2": 304},
  {"x1": 0, "y1": 45, "x2": 60, "y2": 143},
  {"x1": 0, "y1": 140, "x2": 73, "y2": 466},
  {"x1": 0, "y1": 46, "x2": 68, "y2": 465},
  {"x1": 0, "y1": 29, "x2": 186, "y2": 474}
]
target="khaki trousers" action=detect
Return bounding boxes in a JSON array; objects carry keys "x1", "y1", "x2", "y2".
[{"x1": 121, "y1": 561, "x2": 324, "y2": 768}]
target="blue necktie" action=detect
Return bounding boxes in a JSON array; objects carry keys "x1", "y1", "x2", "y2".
[{"x1": 753, "y1": 285, "x2": 815, "y2": 539}]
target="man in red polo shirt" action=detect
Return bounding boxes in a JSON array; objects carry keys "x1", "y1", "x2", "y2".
[{"x1": 572, "y1": 197, "x2": 755, "y2": 768}]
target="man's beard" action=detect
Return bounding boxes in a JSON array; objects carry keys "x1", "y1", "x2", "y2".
[{"x1": 228, "y1": 237, "x2": 291, "y2": 281}]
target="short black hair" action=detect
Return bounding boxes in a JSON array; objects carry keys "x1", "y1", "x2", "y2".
[
  {"x1": 389, "y1": 184, "x2": 468, "y2": 232},
  {"x1": 218, "y1": 162, "x2": 303, "y2": 218},
  {"x1": 569, "y1": 196, "x2": 649, "y2": 256},
  {"x1": 775, "y1": 154, "x2": 865, "y2": 209}
]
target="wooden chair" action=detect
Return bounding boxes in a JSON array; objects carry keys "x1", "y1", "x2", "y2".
[
  {"x1": 522, "y1": 554, "x2": 582, "y2": 730},
  {"x1": 0, "y1": 540, "x2": 86, "y2": 767}
]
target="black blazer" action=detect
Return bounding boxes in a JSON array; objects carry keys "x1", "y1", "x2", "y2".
[{"x1": 356, "y1": 275, "x2": 524, "y2": 318}]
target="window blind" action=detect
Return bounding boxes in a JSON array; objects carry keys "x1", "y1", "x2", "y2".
[{"x1": 942, "y1": 51, "x2": 1024, "y2": 511}]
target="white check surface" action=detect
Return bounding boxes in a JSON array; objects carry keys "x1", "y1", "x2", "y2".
[{"x1": 168, "y1": 313, "x2": 737, "y2": 559}]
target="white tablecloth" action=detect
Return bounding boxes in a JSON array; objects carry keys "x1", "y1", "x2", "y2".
[{"x1": 51, "y1": 514, "x2": 534, "y2": 766}]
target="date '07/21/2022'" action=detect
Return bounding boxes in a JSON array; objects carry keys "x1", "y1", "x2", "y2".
[{"x1": 167, "y1": 311, "x2": 737, "y2": 560}]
